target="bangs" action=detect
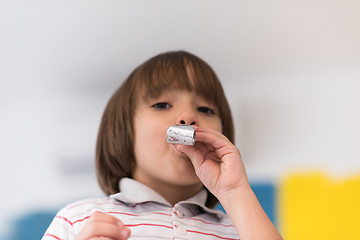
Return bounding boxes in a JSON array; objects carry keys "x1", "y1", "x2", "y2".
[{"x1": 135, "y1": 51, "x2": 224, "y2": 107}]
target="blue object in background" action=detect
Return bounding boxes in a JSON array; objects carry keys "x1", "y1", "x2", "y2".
[
  {"x1": 6, "y1": 211, "x2": 57, "y2": 240},
  {"x1": 214, "y1": 183, "x2": 277, "y2": 227}
]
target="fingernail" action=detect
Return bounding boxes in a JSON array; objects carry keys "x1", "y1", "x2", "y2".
[{"x1": 121, "y1": 227, "x2": 131, "y2": 238}]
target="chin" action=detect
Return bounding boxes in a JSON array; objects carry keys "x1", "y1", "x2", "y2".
[{"x1": 172, "y1": 171, "x2": 201, "y2": 185}]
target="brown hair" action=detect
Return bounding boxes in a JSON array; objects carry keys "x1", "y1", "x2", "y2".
[{"x1": 96, "y1": 51, "x2": 234, "y2": 208}]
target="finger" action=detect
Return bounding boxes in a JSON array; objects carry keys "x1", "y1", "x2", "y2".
[
  {"x1": 78, "y1": 222, "x2": 130, "y2": 240},
  {"x1": 176, "y1": 144, "x2": 206, "y2": 170},
  {"x1": 89, "y1": 237, "x2": 114, "y2": 240},
  {"x1": 90, "y1": 212, "x2": 123, "y2": 225},
  {"x1": 75, "y1": 212, "x2": 130, "y2": 240},
  {"x1": 195, "y1": 130, "x2": 229, "y2": 148},
  {"x1": 195, "y1": 131, "x2": 238, "y2": 158},
  {"x1": 193, "y1": 126, "x2": 232, "y2": 150},
  {"x1": 193, "y1": 125, "x2": 224, "y2": 136}
]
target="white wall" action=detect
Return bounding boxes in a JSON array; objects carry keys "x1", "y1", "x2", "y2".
[{"x1": 1, "y1": 0, "x2": 359, "y2": 236}]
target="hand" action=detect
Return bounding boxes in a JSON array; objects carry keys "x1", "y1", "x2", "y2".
[
  {"x1": 75, "y1": 212, "x2": 130, "y2": 240},
  {"x1": 176, "y1": 126, "x2": 249, "y2": 200},
  {"x1": 177, "y1": 126, "x2": 283, "y2": 239}
]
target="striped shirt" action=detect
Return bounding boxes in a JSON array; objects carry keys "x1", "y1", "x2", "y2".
[{"x1": 42, "y1": 178, "x2": 240, "y2": 240}]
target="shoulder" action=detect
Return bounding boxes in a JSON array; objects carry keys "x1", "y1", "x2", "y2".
[
  {"x1": 63, "y1": 197, "x2": 116, "y2": 210},
  {"x1": 58, "y1": 197, "x2": 121, "y2": 218},
  {"x1": 43, "y1": 197, "x2": 123, "y2": 237},
  {"x1": 43, "y1": 197, "x2": 116, "y2": 239}
]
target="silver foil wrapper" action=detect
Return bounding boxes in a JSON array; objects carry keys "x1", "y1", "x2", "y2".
[{"x1": 166, "y1": 125, "x2": 196, "y2": 146}]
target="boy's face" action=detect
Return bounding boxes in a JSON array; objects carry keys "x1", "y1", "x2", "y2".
[{"x1": 132, "y1": 88, "x2": 222, "y2": 197}]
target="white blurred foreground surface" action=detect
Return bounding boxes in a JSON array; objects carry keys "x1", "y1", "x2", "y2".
[{"x1": 1, "y1": 0, "x2": 359, "y2": 237}]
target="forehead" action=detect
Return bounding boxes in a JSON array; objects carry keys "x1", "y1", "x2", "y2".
[
  {"x1": 142, "y1": 88, "x2": 214, "y2": 105},
  {"x1": 136, "y1": 62, "x2": 221, "y2": 106}
]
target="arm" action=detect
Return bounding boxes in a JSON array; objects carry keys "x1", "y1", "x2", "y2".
[{"x1": 176, "y1": 126, "x2": 282, "y2": 240}]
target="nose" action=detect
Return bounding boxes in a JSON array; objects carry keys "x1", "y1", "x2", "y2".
[{"x1": 176, "y1": 108, "x2": 197, "y2": 126}]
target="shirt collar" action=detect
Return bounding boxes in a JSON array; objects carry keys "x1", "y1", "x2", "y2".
[
  {"x1": 110, "y1": 178, "x2": 207, "y2": 206},
  {"x1": 111, "y1": 178, "x2": 172, "y2": 206},
  {"x1": 110, "y1": 178, "x2": 223, "y2": 219}
]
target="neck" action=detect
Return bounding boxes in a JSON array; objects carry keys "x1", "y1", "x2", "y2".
[
  {"x1": 134, "y1": 176, "x2": 203, "y2": 206},
  {"x1": 154, "y1": 182, "x2": 204, "y2": 206}
]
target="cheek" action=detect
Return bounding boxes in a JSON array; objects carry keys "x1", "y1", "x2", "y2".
[
  {"x1": 206, "y1": 118, "x2": 223, "y2": 133},
  {"x1": 215, "y1": 116, "x2": 223, "y2": 131},
  {"x1": 136, "y1": 121, "x2": 165, "y2": 142},
  {"x1": 215, "y1": 119, "x2": 223, "y2": 132},
  {"x1": 134, "y1": 125, "x2": 152, "y2": 154},
  {"x1": 134, "y1": 121, "x2": 166, "y2": 158}
]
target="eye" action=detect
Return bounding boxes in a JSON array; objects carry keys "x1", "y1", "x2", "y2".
[
  {"x1": 197, "y1": 106, "x2": 215, "y2": 114},
  {"x1": 151, "y1": 102, "x2": 171, "y2": 110}
]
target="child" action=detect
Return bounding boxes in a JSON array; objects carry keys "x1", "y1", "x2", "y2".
[{"x1": 43, "y1": 51, "x2": 282, "y2": 240}]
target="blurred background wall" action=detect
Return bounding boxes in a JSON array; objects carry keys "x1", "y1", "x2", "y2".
[{"x1": 1, "y1": 1, "x2": 359, "y2": 239}]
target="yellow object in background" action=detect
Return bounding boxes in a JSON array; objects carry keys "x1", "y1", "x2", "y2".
[{"x1": 279, "y1": 172, "x2": 360, "y2": 239}]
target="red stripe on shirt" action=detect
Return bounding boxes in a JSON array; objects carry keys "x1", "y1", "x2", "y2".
[
  {"x1": 44, "y1": 234, "x2": 64, "y2": 240},
  {"x1": 57, "y1": 210, "x2": 234, "y2": 233},
  {"x1": 67, "y1": 200, "x2": 123, "y2": 209},
  {"x1": 151, "y1": 211, "x2": 172, "y2": 216},
  {"x1": 72, "y1": 215, "x2": 91, "y2": 225},
  {"x1": 126, "y1": 223, "x2": 173, "y2": 229},
  {"x1": 107, "y1": 210, "x2": 171, "y2": 217},
  {"x1": 188, "y1": 229, "x2": 240, "y2": 240},
  {"x1": 58, "y1": 210, "x2": 172, "y2": 227},
  {"x1": 190, "y1": 217, "x2": 235, "y2": 228},
  {"x1": 71, "y1": 211, "x2": 132, "y2": 225},
  {"x1": 55, "y1": 216, "x2": 73, "y2": 226},
  {"x1": 106, "y1": 211, "x2": 140, "y2": 216}
]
